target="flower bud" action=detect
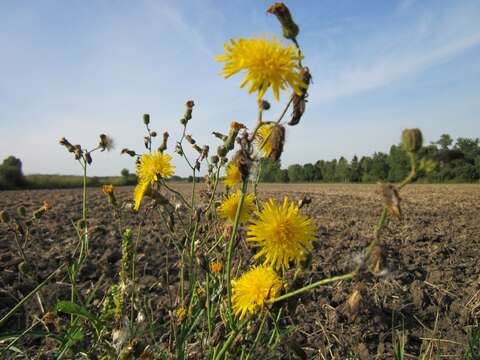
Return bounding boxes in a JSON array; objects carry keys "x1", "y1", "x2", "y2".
[
  {"x1": 143, "y1": 114, "x2": 150, "y2": 125},
  {"x1": 180, "y1": 100, "x2": 195, "y2": 126},
  {"x1": 150, "y1": 131, "x2": 157, "y2": 137},
  {"x1": 212, "y1": 132, "x2": 228, "y2": 141},
  {"x1": 0, "y1": 210, "x2": 10, "y2": 223},
  {"x1": 401, "y1": 128, "x2": 423, "y2": 154},
  {"x1": 267, "y1": 2, "x2": 299, "y2": 40},
  {"x1": 260, "y1": 100, "x2": 271, "y2": 110},
  {"x1": 185, "y1": 135, "x2": 195, "y2": 145},
  {"x1": 211, "y1": 155, "x2": 220, "y2": 164},
  {"x1": 85, "y1": 152, "x2": 93, "y2": 165},
  {"x1": 217, "y1": 145, "x2": 227, "y2": 158}
]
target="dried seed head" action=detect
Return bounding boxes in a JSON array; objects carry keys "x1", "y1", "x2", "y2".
[
  {"x1": 143, "y1": 113, "x2": 150, "y2": 125},
  {"x1": 233, "y1": 149, "x2": 251, "y2": 181},
  {"x1": 268, "y1": 123, "x2": 286, "y2": 161},
  {"x1": 402, "y1": 128, "x2": 423, "y2": 154},
  {"x1": 73, "y1": 145, "x2": 83, "y2": 160},
  {"x1": 158, "y1": 131, "x2": 169, "y2": 152},
  {"x1": 267, "y1": 2, "x2": 299, "y2": 40},
  {"x1": 289, "y1": 67, "x2": 312, "y2": 126},
  {"x1": 380, "y1": 183, "x2": 402, "y2": 218},
  {"x1": 99, "y1": 134, "x2": 115, "y2": 151}
]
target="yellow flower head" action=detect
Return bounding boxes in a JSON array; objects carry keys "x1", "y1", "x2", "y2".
[
  {"x1": 102, "y1": 184, "x2": 114, "y2": 195},
  {"x1": 224, "y1": 163, "x2": 242, "y2": 188},
  {"x1": 175, "y1": 306, "x2": 186, "y2": 322},
  {"x1": 231, "y1": 265, "x2": 283, "y2": 319},
  {"x1": 42, "y1": 201, "x2": 52, "y2": 211},
  {"x1": 248, "y1": 197, "x2": 316, "y2": 270},
  {"x1": 136, "y1": 151, "x2": 175, "y2": 183},
  {"x1": 133, "y1": 151, "x2": 175, "y2": 210},
  {"x1": 218, "y1": 190, "x2": 255, "y2": 224},
  {"x1": 210, "y1": 262, "x2": 223, "y2": 274},
  {"x1": 256, "y1": 123, "x2": 275, "y2": 158},
  {"x1": 216, "y1": 37, "x2": 304, "y2": 101}
]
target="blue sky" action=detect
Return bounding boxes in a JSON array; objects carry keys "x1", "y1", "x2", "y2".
[{"x1": 0, "y1": 0, "x2": 479, "y2": 176}]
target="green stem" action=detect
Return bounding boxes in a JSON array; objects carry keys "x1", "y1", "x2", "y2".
[
  {"x1": 226, "y1": 180, "x2": 248, "y2": 324},
  {"x1": 269, "y1": 272, "x2": 355, "y2": 304},
  {"x1": 245, "y1": 313, "x2": 267, "y2": 360},
  {"x1": 213, "y1": 320, "x2": 247, "y2": 360}
]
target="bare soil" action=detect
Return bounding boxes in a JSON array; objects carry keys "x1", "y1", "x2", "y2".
[{"x1": 1, "y1": 183, "x2": 479, "y2": 358}]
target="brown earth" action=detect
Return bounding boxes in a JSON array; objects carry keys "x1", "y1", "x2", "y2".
[{"x1": 0, "y1": 183, "x2": 479, "y2": 358}]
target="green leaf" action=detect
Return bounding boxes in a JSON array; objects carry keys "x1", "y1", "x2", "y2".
[{"x1": 55, "y1": 301, "x2": 102, "y2": 332}]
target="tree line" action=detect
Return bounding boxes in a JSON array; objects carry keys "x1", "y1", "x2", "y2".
[{"x1": 259, "y1": 134, "x2": 480, "y2": 183}]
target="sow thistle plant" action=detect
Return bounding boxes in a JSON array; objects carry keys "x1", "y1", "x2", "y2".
[{"x1": 0, "y1": 2, "x2": 430, "y2": 359}]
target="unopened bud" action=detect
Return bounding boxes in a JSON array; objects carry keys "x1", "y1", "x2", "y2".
[
  {"x1": 217, "y1": 145, "x2": 227, "y2": 158},
  {"x1": 402, "y1": 128, "x2": 423, "y2": 154},
  {"x1": 143, "y1": 114, "x2": 150, "y2": 125},
  {"x1": 193, "y1": 144, "x2": 202, "y2": 154},
  {"x1": 267, "y1": 2, "x2": 299, "y2": 40},
  {"x1": 211, "y1": 155, "x2": 220, "y2": 165},
  {"x1": 0, "y1": 210, "x2": 10, "y2": 223},
  {"x1": 85, "y1": 152, "x2": 92, "y2": 165},
  {"x1": 261, "y1": 100, "x2": 271, "y2": 110},
  {"x1": 150, "y1": 131, "x2": 157, "y2": 137},
  {"x1": 185, "y1": 135, "x2": 195, "y2": 145},
  {"x1": 175, "y1": 143, "x2": 184, "y2": 156},
  {"x1": 212, "y1": 132, "x2": 228, "y2": 141}
]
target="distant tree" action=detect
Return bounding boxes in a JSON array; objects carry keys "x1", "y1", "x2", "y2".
[
  {"x1": 335, "y1": 156, "x2": 350, "y2": 182},
  {"x1": 287, "y1": 164, "x2": 305, "y2": 182},
  {"x1": 121, "y1": 168, "x2": 130, "y2": 178},
  {"x1": 259, "y1": 159, "x2": 281, "y2": 182},
  {"x1": 274, "y1": 169, "x2": 289, "y2": 183},
  {"x1": 303, "y1": 163, "x2": 316, "y2": 182},
  {"x1": 436, "y1": 134, "x2": 453, "y2": 150},
  {"x1": 0, "y1": 156, "x2": 25, "y2": 190},
  {"x1": 387, "y1": 145, "x2": 410, "y2": 182},
  {"x1": 350, "y1": 155, "x2": 362, "y2": 182},
  {"x1": 367, "y1": 152, "x2": 389, "y2": 181}
]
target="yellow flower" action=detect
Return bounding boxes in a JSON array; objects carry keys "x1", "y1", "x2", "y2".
[
  {"x1": 133, "y1": 151, "x2": 175, "y2": 210},
  {"x1": 247, "y1": 197, "x2": 316, "y2": 270},
  {"x1": 133, "y1": 181, "x2": 149, "y2": 211},
  {"x1": 218, "y1": 190, "x2": 255, "y2": 224},
  {"x1": 102, "y1": 184, "x2": 114, "y2": 195},
  {"x1": 256, "y1": 123, "x2": 275, "y2": 158},
  {"x1": 175, "y1": 306, "x2": 186, "y2": 322},
  {"x1": 216, "y1": 37, "x2": 304, "y2": 101},
  {"x1": 210, "y1": 262, "x2": 223, "y2": 274},
  {"x1": 231, "y1": 265, "x2": 283, "y2": 319},
  {"x1": 136, "y1": 151, "x2": 175, "y2": 183},
  {"x1": 224, "y1": 163, "x2": 242, "y2": 188}
]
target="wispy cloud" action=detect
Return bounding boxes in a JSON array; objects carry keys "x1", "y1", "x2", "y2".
[{"x1": 310, "y1": 2, "x2": 480, "y2": 103}]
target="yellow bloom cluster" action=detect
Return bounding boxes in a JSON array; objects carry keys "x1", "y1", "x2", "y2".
[{"x1": 218, "y1": 190, "x2": 255, "y2": 224}]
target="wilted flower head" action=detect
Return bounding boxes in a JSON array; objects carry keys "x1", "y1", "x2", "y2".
[
  {"x1": 218, "y1": 190, "x2": 255, "y2": 224},
  {"x1": 248, "y1": 197, "x2": 316, "y2": 270},
  {"x1": 216, "y1": 37, "x2": 304, "y2": 101},
  {"x1": 231, "y1": 265, "x2": 283, "y2": 319},
  {"x1": 175, "y1": 306, "x2": 186, "y2": 322},
  {"x1": 256, "y1": 123, "x2": 285, "y2": 161},
  {"x1": 99, "y1": 134, "x2": 115, "y2": 152}
]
